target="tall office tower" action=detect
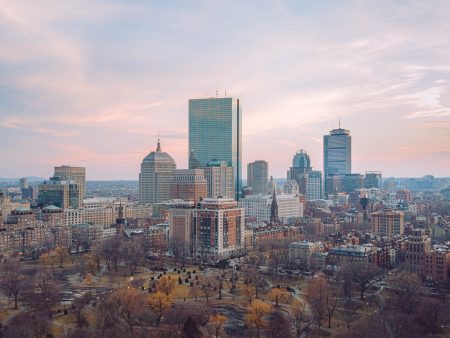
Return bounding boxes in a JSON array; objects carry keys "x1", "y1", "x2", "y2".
[
  {"x1": 247, "y1": 160, "x2": 269, "y2": 195},
  {"x1": 54, "y1": 165, "x2": 86, "y2": 200},
  {"x1": 38, "y1": 177, "x2": 80, "y2": 209},
  {"x1": 193, "y1": 198, "x2": 245, "y2": 257},
  {"x1": 189, "y1": 97, "x2": 242, "y2": 200},
  {"x1": 306, "y1": 171, "x2": 323, "y2": 200},
  {"x1": 323, "y1": 126, "x2": 351, "y2": 194},
  {"x1": 365, "y1": 171, "x2": 382, "y2": 189},
  {"x1": 371, "y1": 210, "x2": 404, "y2": 237},
  {"x1": 203, "y1": 160, "x2": 235, "y2": 198},
  {"x1": 170, "y1": 169, "x2": 207, "y2": 203},
  {"x1": 288, "y1": 150, "x2": 322, "y2": 200},
  {"x1": 139, "y1": 138, "x2": 176, "y2": 204}
]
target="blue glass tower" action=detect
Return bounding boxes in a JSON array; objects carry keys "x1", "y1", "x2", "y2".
[{"x1": 189, "y1": 97, "x2": 242, "y2": 200}]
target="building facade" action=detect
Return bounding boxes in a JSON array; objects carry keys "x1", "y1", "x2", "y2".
[
  {"x1": 139, "y1": 138, "x2": 176, "y2": 204},
  {"x1": 371, "y1": 210, "x2": 404, "y2": 237},
  {"x1": 192, "y1": 198, "x2": 245, "y2": 257},
  {"x1": 189, "y1": 97, "x2": 242, "y2": 200},
  {"x1": 324, "y1": 127, "x2": 351, "y2": 194},
  {"x1": 170, "y1": 169, "x2": 207, "y2": 203},
  {"x1": 38, "y1": 177, "x2": 80, "y2": 209},
  {"x1": 247, "y1": 160, "x2": 269, "y2": 195},
  {"x1": 54, "y1": 165, "x2": 86, "y2": 202},
  {"x1": 203, "y1": 160, "x2": 235, "y2": 199}
]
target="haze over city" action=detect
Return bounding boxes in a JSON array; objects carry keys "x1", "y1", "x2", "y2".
[{"x1": 1, "y1": 1, "x2": 449, "y2": 180}]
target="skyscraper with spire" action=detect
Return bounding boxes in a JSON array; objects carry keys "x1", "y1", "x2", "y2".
[{"x1": 139, "y1": 137, "x2": 176, "y2": 204}]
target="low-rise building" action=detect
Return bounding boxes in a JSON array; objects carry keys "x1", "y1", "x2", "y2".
[{"x1": 289, "y1": 240, "x2": 324, "y2": 269}]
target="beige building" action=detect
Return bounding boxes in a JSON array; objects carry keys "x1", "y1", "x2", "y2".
[
  {"x1": 139, "y1": 138, "x2": 176, "y2": 204},
  {"x1": 203, "y1": 161, "x2": 235, "y2": 198},
  {"x1": 371, "y1": 210, "x2": 404, "y2": 237},
  {"x1": 54, "y1": 166, "x2": 86, "y2": 204}
]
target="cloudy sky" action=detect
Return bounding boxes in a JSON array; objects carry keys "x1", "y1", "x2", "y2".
[{"x1": 1, "y1": 0, "x2": 449, "y2": 180}]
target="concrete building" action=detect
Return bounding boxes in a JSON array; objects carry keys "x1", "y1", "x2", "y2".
[
  {"x1": 192, "y1": 198, "x2": 245, "y2": 257},
  {"x1": 189, "y1": 97, "x2": 242, "y2": 200},
  {"x1": 247, "y1": 160, "x2": 269, "y2": 195},
  {"x1": 171, "y1": 169, "x2": 207, "y2": 203},
  {"x1": 54, "y1": 165, "x2": 86, "y2": 202},
  {"x1": 139, "y1": 138, "x2": 176, "y2": 204},
  {"x1": 203, "y1": 160, "x2": 235, "y2": 199},
  {"x1": 371, "y1": 210, "x2": 404, "y2": 237}
]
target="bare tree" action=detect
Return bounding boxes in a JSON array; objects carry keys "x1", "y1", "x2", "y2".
[
  {"x1": 0, "y1": 257, "x2": 23, "y2": 309},
  {"x1": 388, "y1": 271, "x2": 422, "y2": 316},
  {"x1": 305, "y1": 277, "x2": 327, "y2": 330},
  {"x1": 73, "y1": 292, "x2": 93, "y2": 327},
  {"x1": 111, "y1": 288, "x2": 146, "y2": 332},
  {"x1": 224, "y1": 266, "x2": 239, "y2": 300},
  {"x1": 242, "y1": 251, "x2": 268, "y2": 299},
  {"x1": 290, "y1": 300, "x2": 313, "y2": 338}
]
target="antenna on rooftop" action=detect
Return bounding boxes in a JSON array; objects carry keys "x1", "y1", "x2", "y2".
[
  {"x1": 339, "y1": 115, "x2": 341, "y2": 129},
  {"x1": 216, "y1": 89, "x2": 218, "y2": 98}
]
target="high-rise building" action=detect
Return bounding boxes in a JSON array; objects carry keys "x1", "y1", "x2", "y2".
[
  {"x1": 288, "y1": 150, "x2": 322, "y2": 200},
  {"x1": 371, "y1": 210, "x2": 404, "y2": 237},
  {"x1": 193, "y1": 198, "x2": 245, "y2": 257},
  {"x1": 139, "y1": 138, "x2": 176, "y2": 204},
  {"x1": 203, "y1": 160, "x2": 235, "y2": 199},
  {"x1": 170, "y1": 169, "x2": 207, "y2": 203},
  {"x1": 247, "y1": 160, "x2": 269, "y2": 195},
  {"x1": 365, "y1": 171, "x2": 382, "y2": 189},
  {"x1": 306, "y1": 171, "x2": 323, "y2": 200},
  {"x1": 54, "y1": 166, "x2": 86, "y2": 202},
  {"x1": 324, "y1": 127, "x2": 351, "y2": 194},
  {"x1": 189, "y1": 97, "x2": 242, "y2": 200},
  {"x1": 38, "y1": 177, "x2": 80, "y2": 209}
]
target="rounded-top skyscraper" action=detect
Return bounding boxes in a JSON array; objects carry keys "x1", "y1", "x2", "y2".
[
  {"x1": 292, "y1": 149, "x2": 312, "y2": 171},
  {"x1": 139, "y1": 138, "x2": 176, "y2": 204}
]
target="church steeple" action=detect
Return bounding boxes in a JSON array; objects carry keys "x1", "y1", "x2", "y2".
[{"x1": 270, "y1": 187, "x2": 279, "y2": 224}]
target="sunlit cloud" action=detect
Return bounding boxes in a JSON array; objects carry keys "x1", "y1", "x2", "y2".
[{"x1": 0, "y1": 0, "x2": 449, "y2": 179}]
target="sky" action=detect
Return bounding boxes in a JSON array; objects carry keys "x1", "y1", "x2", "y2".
[{"x1": 0, "y1": 0, "x2": 449, "y2": 180}]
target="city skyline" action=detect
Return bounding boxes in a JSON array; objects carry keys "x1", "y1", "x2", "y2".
[{"x1": 1, "y1": 1, "x2": 450, "y2": 180}]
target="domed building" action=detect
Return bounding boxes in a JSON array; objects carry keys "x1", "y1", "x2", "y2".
[{"x1": 139, "y1": 138, "x2": 176, "y2": 204}]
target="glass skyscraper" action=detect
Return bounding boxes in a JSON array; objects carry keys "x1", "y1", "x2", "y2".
[
  {"x1": 189, "y1": 97, "x2": 242, "y2": 200},
  {"x1": 323, "y1": 128, "x2": 351, "y2": 177},
  {"x1": 323, "y1": 127, "x2": 351, "y2": 195}
]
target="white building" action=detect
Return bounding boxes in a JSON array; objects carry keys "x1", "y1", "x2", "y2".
[{"x1": 239, "y1": 194, "x2": 303, "y2": 225}]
